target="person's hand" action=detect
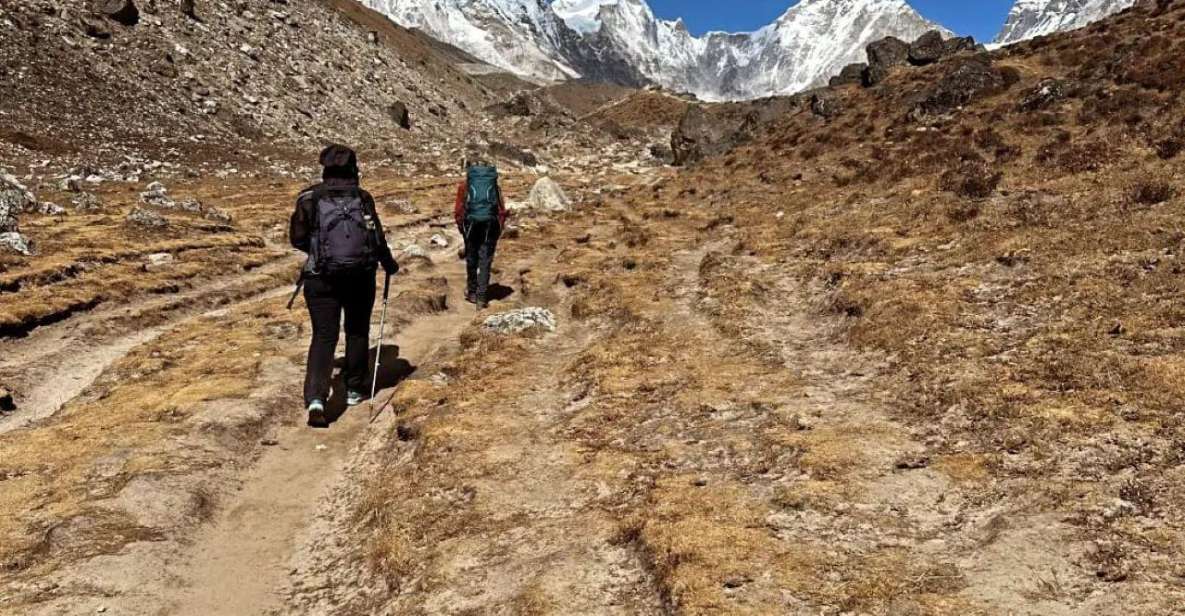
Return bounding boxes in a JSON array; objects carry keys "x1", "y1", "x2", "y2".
[{"x1": 382, "y1": 259, "x2": 400, "y2": 276}]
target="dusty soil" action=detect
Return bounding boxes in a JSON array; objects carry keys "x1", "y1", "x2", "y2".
[{"x1": 3, "y1": 2, "x2": 1185, "y2": 615}]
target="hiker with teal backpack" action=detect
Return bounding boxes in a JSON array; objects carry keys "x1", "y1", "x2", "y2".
[{"x1": 454, "y1": 160, "x2": 509, "y2": 309}]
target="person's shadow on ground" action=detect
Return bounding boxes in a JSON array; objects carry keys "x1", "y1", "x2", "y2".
[
  {"x1": 325, "y1": 345, "x2": 414, "y2": 424},
  {"x1": 487, "y1": 283, "x2": 514, "y2": 302}
]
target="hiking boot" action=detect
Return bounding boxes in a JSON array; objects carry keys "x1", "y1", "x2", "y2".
[
  {"x1": 465, "y1": 290, "x2": 477, "y2": 304},
  {"x1": 477, "y1": 299, "x2": 489, "y2": 310},
  {"x1": 346, "y1": 390, "x2": 365, "y2": 406},
  {"x1": 307, "y1": 399, "x2": 328, "y2": 428}
]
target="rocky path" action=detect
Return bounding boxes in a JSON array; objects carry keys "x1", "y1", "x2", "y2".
[{"x1": 164, "y1": 259, "x2": 473, "y2": 615}]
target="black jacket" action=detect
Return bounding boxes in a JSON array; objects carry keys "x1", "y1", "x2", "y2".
[{"x1": 289, "y1": 177, "x2": 398, "y2": 274}]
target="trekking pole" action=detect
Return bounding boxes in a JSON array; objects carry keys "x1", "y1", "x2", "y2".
[
  {"x1": 285, "y1": 271, "x2": 306, "y2": 310},
  {"x1": 368, "y1": 273, "x2": 392, "y2": 421}
]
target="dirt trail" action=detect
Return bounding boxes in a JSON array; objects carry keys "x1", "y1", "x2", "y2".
[
  {"x1": 0, "y1": 257, "x2": 295, "y2": 434},
  {"x1": 164, "y1": 258, "x2": 472, "y2": 615}
]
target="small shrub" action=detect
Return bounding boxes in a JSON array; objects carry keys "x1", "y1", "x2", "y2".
[
  {"x1": 940, "y1": 161, "x2": 1003, "y2": 199},
  {"x1": 1126, "y1": 178, "x2": 1176, "y2": 206}
]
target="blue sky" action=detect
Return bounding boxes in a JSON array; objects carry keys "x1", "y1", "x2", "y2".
[{"x1": 647, "y1": 0, "x2": 1016, "y2": 43}]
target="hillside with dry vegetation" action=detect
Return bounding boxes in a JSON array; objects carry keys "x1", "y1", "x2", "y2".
[{"x1": 1, "y1": 1, "x2": 1183, "y2": 615}]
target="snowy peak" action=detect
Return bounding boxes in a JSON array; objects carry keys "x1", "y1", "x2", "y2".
[
  {"x1": 995, "y1": 0, "x2": 1136, "y2": 45},
  {"x1": 363, "y1": 0, "x2": 952, "y2": 100}
]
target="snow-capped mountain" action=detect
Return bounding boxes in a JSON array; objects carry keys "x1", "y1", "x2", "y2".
[
  {"x1": 363, "y1": 0, "x2": 948, "y2": 100},
  {"x1": 994, "y1": 0, "x2": 1136, "y2": 45},
  {"x1": 362, "y1": 0, "x2": 583, "y2": 82}
]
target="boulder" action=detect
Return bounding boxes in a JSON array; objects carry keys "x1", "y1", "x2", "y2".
[
  {"x1": 918, "y1": 56, "x2": 1013, "y2": 115},
  {"x1": 388, "y1": 102, "x2": 411, "y2": 130},
  {"x1": 829, "y1": 63, "x2": 867, "y2": 87},
  {"x1": 526, "y1": 177, "x2": 572, "y2": 212},
  {"x1": 73, "y1": 192, "x2": 103, "y2": 212},
  {"x1": 38, "y1": 202, "x2": 66, "y2": 216},
  {"x1": 810, "y1": 92, "x2": 842, "y2": 119},
  {"x1": 180, "y1": 0, "x2": 198, "y2": 20},
  {"x1": 126, "y1": 207, "x2": 168, "y2": 228},
  {"x1": 0, "y1": 232, "x2": 34, "y2": 256},
  {"x1": 429, "y1": 234, "x2": 449, "y2": 249},
  {"x1": 1, "y1": 171, "x2": 36, "y2": 232},
  {"x1": 908, "y1": 30, "x2": 947, "y2": 66},
  {"x1": 863, "y1": 36, "x2": 910, "y2": 86},
  {"x1": 97, "y1": 0, "x2": 139, "y2": 26},
  {"x1": 945, "y1": 36, "x2": 980, "y2": 55},
  {"x1": 482, "y1": 307, "x2": 556, "y2": 335}
]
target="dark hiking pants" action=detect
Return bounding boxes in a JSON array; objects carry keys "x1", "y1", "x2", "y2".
[
  {"x1": 464, "y1": 220, "x2": 501, "y2": 301},
  {"x1": 303, "y1": 269, "x2": 376, "y2": 405}
]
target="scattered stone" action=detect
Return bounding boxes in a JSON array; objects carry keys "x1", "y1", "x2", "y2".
[
  {"x1": 525, "y1": 177, "x2": 572, "y2": 212},
  {"x1": 145, "y1": 252, "x2": 175, "y2": 269},
  {"x1": 810, "y1": 92, "x2": 842, "y2": 119},
  {"x1": 482, "y1": 307, "x2": 557, "y2": 335},
  {"x1": 38, "y1": 202, "x2": 66, "y2": 216},
  {"x1": 895, "y1": 453, "x2": 931, "y2": 470},
  {"x1": 0, "y1": 232, "x2": 34, "y2": 256},
  {"x1": 388, "y1": 102, "x2": 411, "y2": 130},
  {"x1": 400, "y1": 244, "x2": 431, "y2": 265},
  {"x1": 261, "y1": 438, "x2": 279, "y2": 446},
  {"x1": 1, "y1": 171, "x2": 36, "y2": 232},
  {"x1": 1018, "y1": 78, "x2": 1072, "y2": 112},
  {"x1": 97, "y1": 0, "x2": 139, "y2": 26},
  {"x1": 140, "y1": 181, "x2": 175, "y2": 207},
  {"x1": 73, "y1": 192, "x2": 103, "y2": 212},
  {"x1": 61, "y1": 176, "x2": 84, "y2": 193},
  {"x1": 126, "y1": 207, "x2": 168, "y2": 228},
  {"x1": 429, "y1": 234, "x2": 449, "y2": 248}
]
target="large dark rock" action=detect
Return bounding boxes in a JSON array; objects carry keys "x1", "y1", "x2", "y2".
[
  {"x1": 944, "y1": 36, "x2": 980, "y2": 55},
  {"x1": 918, "y1": 56, "x2": 1013, "y2": 115},
  {"x1": 867, "y1": 36, "x2": 909, "y2": 68},
  {"x1": 388, "y1": 102, "x2": 411, "y2": 129},
  {"x1": 863, "y1": 37, "x2": 910, "y2": 86},
  {"x1": 180, "y1": 0, "x2": 198, "y2": 20},
  {"x1": 1017, "y1": 78, "x2": 1072, "y2": 112},
  {"x1": 672, "y1": 97, "x2": 798, "y2": 165},
  {"x1": 829, "y1": 63, "x2": 867, "y2": 87},
  {"x1": 96, "y1": 0, "x2": 139, "y2": 26},
  {"x1": 908, "y1": 30, "x2": 947, "y2": 66}
]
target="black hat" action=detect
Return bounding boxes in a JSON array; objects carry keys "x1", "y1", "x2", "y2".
[{"x1": 319, "y1": 144, "x2": 359, "y2": 180}]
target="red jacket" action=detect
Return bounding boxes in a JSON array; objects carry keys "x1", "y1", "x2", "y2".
[{"x1": 455, "y1": 180, "x2": 508, "y2": 230}]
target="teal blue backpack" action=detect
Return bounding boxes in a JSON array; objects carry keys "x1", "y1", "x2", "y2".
[{"x1": 465, "y1": 165, "x2": 500, "y2": 223}]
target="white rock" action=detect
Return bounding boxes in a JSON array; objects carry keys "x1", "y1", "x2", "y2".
[
  {"x1": 482, "y1": 307, "x2": 557, "y2": 335},
  {"x1": 146, "y1": 253, "x2": 174, "y2": 267},
  {"x1": 401, "y1": 244, "x2": 429, "y2": 260},
  {"x1": 0, "y1": 231, "x2": 33, "y2": 255},
  {"x1": 525, "y1": 176, "x2": 572, "y2": 212},
  {"x1": 429, "y1": 233, "x2": 449, "y2": 248}
]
